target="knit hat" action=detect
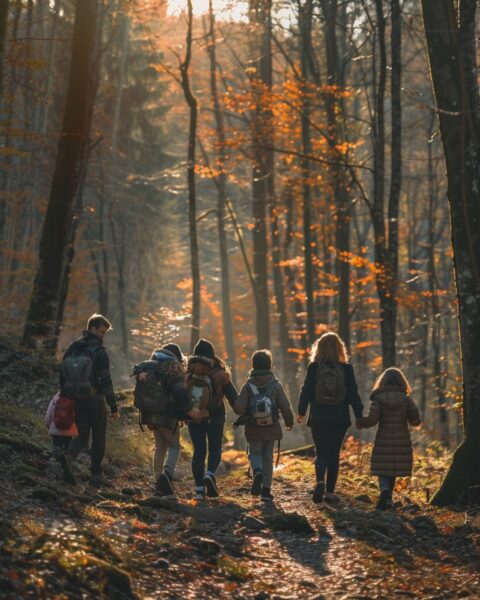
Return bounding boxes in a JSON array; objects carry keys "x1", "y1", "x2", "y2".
[
  {"x1": 193, "y1": 338, "x2": 215, "y2": 359},
  {"x1": 161, "y1": 343, "x2": 183, "y2": 363}
]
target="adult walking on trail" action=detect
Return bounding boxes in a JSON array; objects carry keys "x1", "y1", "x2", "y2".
[
  {"x1": 59, "y1": 314, "x2": 118, "y2": 486},
  {"x1": 186, "y1": 339, "x2": 238, "y2": 500},
  {"x1": 297, "y1": 332, "x2": 364, "y2": 504}
]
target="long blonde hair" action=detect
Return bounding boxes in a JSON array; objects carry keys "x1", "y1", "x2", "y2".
[
  {"x1": 372, "y1": 367, "x2": 412, "y2": 394},
  {"x1": 310, "y1": 332, "x2": 348, "y2": 364}
]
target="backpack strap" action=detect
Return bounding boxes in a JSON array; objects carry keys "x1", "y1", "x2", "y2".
[
  {"x1": 275, "y1": 439, "x2": 281, "y2": 468},
  {"x1": 248, "y1": 382, "x2": 259, "y2": 395}
]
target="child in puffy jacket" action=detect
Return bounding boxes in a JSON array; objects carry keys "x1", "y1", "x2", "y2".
[
  {"x1": 357, "y1": 367, "x2": 420, "y2": 511},
  {"x1": 44, "y1": 393, "x2": 78, "y2": 460},
  {"x1": 235, "y1": 349, "x2": 294, "y2": 502}
]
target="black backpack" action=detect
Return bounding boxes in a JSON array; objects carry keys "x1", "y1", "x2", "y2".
[
  {"x1": 60, "y1": 341, "x2": 99, "y2": 401},
  {"x1": 315, "y1": 362, "x2": 346, "y2": 406}
]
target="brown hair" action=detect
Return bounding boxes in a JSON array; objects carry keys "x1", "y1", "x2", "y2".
[
  {"x1": 372, "y1": 367, "x2": 412, "y2": 394},
  {"x1": 310, "y1": 331, "x2": 348, "y2": 364},
  {"x1": 87, "y1": 313, "x2": 111, "y2": 330},
  {"x1": 252, "y1": 349, "x2": 272, "y2": 371}
]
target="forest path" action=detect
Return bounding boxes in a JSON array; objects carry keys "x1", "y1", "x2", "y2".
[{"x1": 1, "y1": 398, "x2": 479, "y2": 600}]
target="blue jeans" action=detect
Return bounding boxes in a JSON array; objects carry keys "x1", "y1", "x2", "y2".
[
  {"x1": 379, "y1": 475, "x2": 396, "y2": 493},
  {"x1": 248, "y1": 440, "x2": 275, "y2": 488},
  {"x1": 188, "y1": 420, "x2": 224, "y2": 486}
]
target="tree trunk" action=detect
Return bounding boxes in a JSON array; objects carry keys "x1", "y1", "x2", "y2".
[
  {"x1": 249, "y1": 0, "x2": 271, "y2": 349},
  {"x1": 0, "y1": 0, "x2": 9, "y2": 98},
  {"x1": 23, "y1": 0, "x2": 98, "y2": 353},
  {"x1": 422, "y1": 0, "x2": 480, "y2": 506},
  {"x1": 180, "y1": 0, "x2": 200, "y2": 351},
  {"x1": 206, "y1": 0, "x2": 236, "y2": 380}
]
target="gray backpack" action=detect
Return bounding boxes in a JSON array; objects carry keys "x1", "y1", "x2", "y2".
[
  {"x1": 315, "y1": 362, "x2": 346, "y2": 406},
  {"x1": 248, "y1": 380, "x2": 279, "y2": 426},
  {"x1": 60, "y1": 344, "x2": 98, "y2": 401}
]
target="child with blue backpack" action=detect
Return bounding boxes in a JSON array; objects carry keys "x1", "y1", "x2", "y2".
[{"x1": 235, "y1": 350, "x2": 294, "y2": 502}]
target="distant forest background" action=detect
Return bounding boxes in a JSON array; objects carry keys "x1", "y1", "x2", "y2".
[{"x1": 0, "y1": 0, "x2": 463, "y2": 448}]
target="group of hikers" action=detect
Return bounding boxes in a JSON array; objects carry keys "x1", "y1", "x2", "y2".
[{"x1": 45, "y1": 313, "x2": 421, "y2": 511}]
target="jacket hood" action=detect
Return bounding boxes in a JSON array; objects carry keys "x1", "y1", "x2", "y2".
[
  {"x1": 371, "y1": 386, "x2": 408, "y2": 408},
  {"x1": 248, "y1": 370, "x2": 276, "y2": 387}
]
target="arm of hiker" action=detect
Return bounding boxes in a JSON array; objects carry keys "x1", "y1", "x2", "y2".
[
  {"x1": 171, "y1": 380, "x2": 200, "y2": 421},
  {"x1": 45, "y1": 397, "x2": 56, "y2": 427},
  {"x1": 277, "y1": 383, "x2": 294, "y2": 430},
  {"x1": 357, "y1": 397, "x2": 379, "y2": 428},
  {"x1": 234, "y1": 384, "x2": 249, "y2": 416},
  {"x1": 346, "y1": 364, "x2": 364, "y2": 420},
  {"x1": 407, "y1": 396, "x2": 421, "y2": 426},
  {"x1": 222, "y1": 374, "x2": 239, "y2": 410},
  {"x1": 95, "y1": 349, "x2": 118, "y2": 415},
  {"x1": 297, "y1": 363, "x2": 315, "y2": 419}
]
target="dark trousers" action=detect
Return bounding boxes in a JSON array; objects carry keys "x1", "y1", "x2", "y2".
[
  {"x1": 310, "y1": 421, "x2": 348, "y2": 493},
  {"x1": 52, "y1": 435, "x2": 72, "y2": 460},
  {"x1": 188, "y1": 419, "x2": 224, "y2": 486},
  {"x1": 68, "y1": 398, "x2": 107, "y2": 474}
]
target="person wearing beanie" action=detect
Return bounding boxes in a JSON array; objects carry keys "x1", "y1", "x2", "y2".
[
  {"x1": 147, "y1": 343, "x2": 195, "y2": 497},
  {"x1": 187, "y1": 339, "x2": 238, "y2": 500},
  {"x1": 234, "y1": 349, "x2": 294, "y2": 502}
]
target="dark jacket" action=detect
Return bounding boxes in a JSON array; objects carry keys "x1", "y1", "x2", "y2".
[
  {"x1": 298, "y1": 362, "x2": 363, "y2": 426},
  {"x1": 63, "y1": 331, "x2": 117, "y2": 414},
  {"x1": 357, "y1": 386, "x2": 421, "y2": 477},
  {"x1": 235, "y1": 371, "x2": 294, "y2": 442}
]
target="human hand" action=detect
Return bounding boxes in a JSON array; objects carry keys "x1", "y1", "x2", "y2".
[
  {"x1": 187, "y1": 408, "x2": 202, "y2": 423},
  {"x1": 296, "y1": 415, "x2": 305, "y2": 424},
  {"x1": 286, "y1": 426, "x2": 292, "y2": 431},
  {"x1": 111, "y1": 411, "x2": 119, "y2": 420}
]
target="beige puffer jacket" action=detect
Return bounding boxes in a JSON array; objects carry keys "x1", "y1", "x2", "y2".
[{"x1": 358, "y1": 386, "x2": 421, "y2": 477}]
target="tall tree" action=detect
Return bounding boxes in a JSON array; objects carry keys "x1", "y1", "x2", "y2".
[
  {"x1": 0, "y1": 0, "x2": 9, "y2": 98},
  {"x1": 422, "y1": 0, "x2": 480, "y2": 505},
  {"x1": 249, "y1": 0, "x2": 271, "y2": 349},
  {"x1": 180, "y1": 0, "x2": 200, "y2": 350},
  {"x1": 23, "y1": 0, "x2": 98, "y2": 352}
]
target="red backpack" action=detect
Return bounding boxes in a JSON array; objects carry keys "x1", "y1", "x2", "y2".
[{"x1": 53, "y1": 395, "x2": 75, "y2": 430}]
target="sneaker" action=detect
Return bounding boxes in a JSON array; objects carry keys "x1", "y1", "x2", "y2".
[
  {"x1": 312, "y1": 481, "x2": 325, "y2": 504},
  {"x1": 203, "y1": 474, "x2": 219, "y2": 498},
  {"x1": 325, "y1": 492, "x2": 340, "y2": 503},
  {"x1": 260, "y1": 487, "x2": 274, "y2": 502},
  {"x1": 155, "y1": 473, "x2": 174, "y2": 497},
  {"x1": 376, "y1": 490, "x2": 392, "y2": 511},
  {"x1": 59, "y1": 453, "x2": 76, "y2": 485},
  {"x1": 194, "y1": 489, "x2": 206, "y2": 500},
  {"x1": 250, "y1": 469, "x2": 264, "y2": 496}
]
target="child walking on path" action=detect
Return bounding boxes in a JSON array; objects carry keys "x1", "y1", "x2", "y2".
[
  {"x1": 357, "y1": 367, "x2": 421, "y2": 510},
  {"x1": 186, "y1": 339, "x2": 238, "y2": 500},
  {"x1": 45, "y1": 393, "x2": 78, "y2": 460},
  {"x1": 297, "y1": 332, "x2": 364, "y2": 504},
  {"x1": 235, "y1": 350, "x2": 294, "y2": 502}
]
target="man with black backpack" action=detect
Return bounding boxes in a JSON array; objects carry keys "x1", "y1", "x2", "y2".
[{"x1": 59, "y1": 314, "x2": 118, "y2": 486}]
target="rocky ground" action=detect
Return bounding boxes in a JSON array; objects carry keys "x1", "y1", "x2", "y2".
[{"x1": 0, "y1": 345, "x2": 479, "y2": 599}]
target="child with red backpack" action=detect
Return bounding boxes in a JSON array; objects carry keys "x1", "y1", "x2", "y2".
[{"x1": 44, "y1": 393, "x2": 78, "y2": 461}]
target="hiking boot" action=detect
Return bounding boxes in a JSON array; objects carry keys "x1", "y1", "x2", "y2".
[
  {"x1": 155, "y1": 473, "x2": 174, "y2": 497},
  {"x1": 250, "y1": 469, "x2": 264, "y2": 496},
  {"x1": 59, "y1": 452, "x2": 76, "y2": 485},
  {"x1": 312, "y1": 481, "x2": 325, "y2": 504},
  {"x1": 376, "y1": 490, "x2": 392, "y2": 511},
  {"x1": 89, "y1": 473, "x2": 113, "y2": 488},
  {"x1": 260, "y1": 488, "x2": 274, "y2": 502},
  {"x1": 203, "y1": 474, "x2": 219, "y2": 498}
]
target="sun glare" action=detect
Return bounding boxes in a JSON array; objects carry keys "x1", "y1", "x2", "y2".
[{"x1": 167, "y1": 0, "x2": 249, "y2": 21}]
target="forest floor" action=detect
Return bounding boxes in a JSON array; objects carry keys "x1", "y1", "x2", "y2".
[{"x1": 0, "y1": 344, "x2": 479, "y2": 599}]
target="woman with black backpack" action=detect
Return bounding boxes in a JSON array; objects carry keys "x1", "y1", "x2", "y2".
[
  {"x1": 186, "y1": 339, "x2": 238, "y2": 500},
  {"x1": 297, "y1": 332, "x2": 364, "y2": 504}
]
